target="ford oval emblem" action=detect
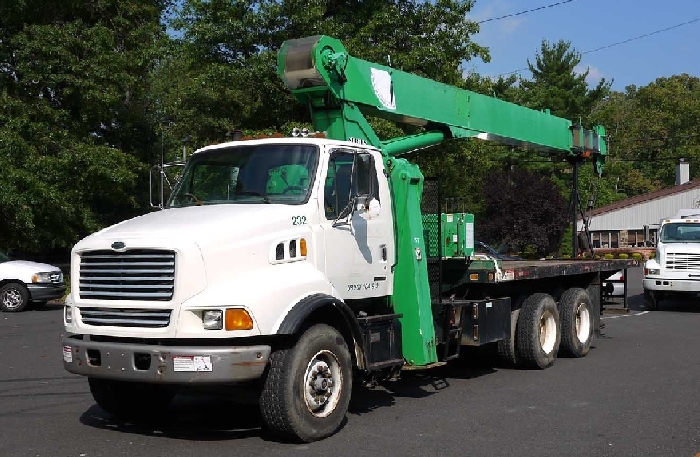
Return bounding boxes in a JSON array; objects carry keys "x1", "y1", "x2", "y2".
[{"x1": 111, "y1": 241, "x2": 126, "y2": 250}]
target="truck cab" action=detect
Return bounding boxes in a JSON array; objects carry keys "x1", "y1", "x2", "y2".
[
  {"x1": 64, "y1": 135, "x2": 396, "y2": 340},
  {"x1": 643, "y1": 211, "x2": 700, "y2": 309}
]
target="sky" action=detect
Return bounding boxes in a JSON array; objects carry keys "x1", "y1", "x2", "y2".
[{"x1": 466, "y1": 0, "x2": 700, "y2": 91}]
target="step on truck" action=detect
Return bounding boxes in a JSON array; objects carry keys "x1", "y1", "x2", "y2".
[{"x1": 62, "y1": 35, "x2": 636, "y2": 442}]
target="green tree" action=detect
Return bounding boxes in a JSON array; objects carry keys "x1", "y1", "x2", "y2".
[
  {"x1": 519, "y1": 39, "x2": 611, "y2": 123},
  {"x1": 160, "y1": 0, "x2": 489, "y2": 146},
  {"x1": 478, "y1": 168, "x2": 569, "y2": 256},
  {"x1": 592, "y1": 75, "x2": 700, "y2": 190},
  {"x1": 0, "y1": 0, "x2": 169, "y2": 254}
]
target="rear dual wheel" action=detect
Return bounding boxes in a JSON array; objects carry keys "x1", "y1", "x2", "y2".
[
  {"x1": 517, "y1": 293, "x2": 561, "y2": 369},
  {"x1": 559, "y1": 288, "x2": 593, "y2": 358}
]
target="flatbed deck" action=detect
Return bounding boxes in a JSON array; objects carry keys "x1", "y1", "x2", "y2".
[{"x1": 442, "y1": 257, "x2": 638, "y2": 286}]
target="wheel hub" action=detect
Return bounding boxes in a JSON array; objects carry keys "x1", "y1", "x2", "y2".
[
  {"x1": 574, "y1": 302, "x2": 591, "y2": 342},
  {"x1": 2, "y1": 289, "x2": 22, "y2": 310},
  {"x1": 539, "y1": 310, "x2": 557, "y2": 354},
  {"x1": 303, "y1": 351, "x2": 342, "y2": 417}
]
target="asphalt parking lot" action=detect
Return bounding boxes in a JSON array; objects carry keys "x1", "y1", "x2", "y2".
[{"x1": 1, "y1": 267, "x2": 699, "y2": 457}]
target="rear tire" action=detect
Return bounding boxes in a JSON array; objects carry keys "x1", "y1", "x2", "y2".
[
  {"x1": 497, "y1": 308, "x2": 520, "y2": 367},
  {"x1": 88, "y1": 378, "x2": 174, "y2": 420},
  {"x1": 259, "y1": 324, "x2": 352, "y2": 442},
  {"x1": 0, "y1": 282, "x2": 29, "y2": 312},
  {"x1": 516, "y1": 293, "x2": 560, "y2": 369},
  {"x1": 559, "y1": 288, "x2": 593, "y2": 357}
]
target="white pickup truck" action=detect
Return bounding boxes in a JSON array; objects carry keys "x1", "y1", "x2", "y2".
[
  {"x1": 0, "y1": 250, "x2": 66, "y2": 312},
  {"x1": 643, "y1": 209, "x2": 700, "y2": 309}
]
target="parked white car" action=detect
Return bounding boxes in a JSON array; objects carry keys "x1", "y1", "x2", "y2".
[
  {"x1": 0, "y1": 251, "x2": 66, "y2": 312},
  {"x1": 603, "y1": 270, "x2": 624, "y2": 298}
]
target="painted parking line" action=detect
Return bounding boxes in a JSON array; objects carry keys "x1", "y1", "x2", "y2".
[{"x1": 601, "y1": 311, "x2": 650, "y2": 320}]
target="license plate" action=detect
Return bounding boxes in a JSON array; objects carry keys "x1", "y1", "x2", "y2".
[{"x1": 173, "y1": 355, "x2": 212, "y2": 372}]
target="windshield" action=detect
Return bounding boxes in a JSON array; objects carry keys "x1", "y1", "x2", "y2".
[
  {"x1": 168, "y1": 144, "x2": 318, "y2": 207},
  {"x1": 659, "y1": 222, "x2": 700, "y2": 243},
  {"x1": 0, "y1": 251, "x2": 9, "y2": 262}
]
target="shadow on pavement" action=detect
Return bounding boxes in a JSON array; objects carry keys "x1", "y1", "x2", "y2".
[
  {"x1": 80, "y1": 397, "x2": 265, "y2": 441},
  {"x1": 79, "y1": 348, "x2": 501, "y2": 441}
]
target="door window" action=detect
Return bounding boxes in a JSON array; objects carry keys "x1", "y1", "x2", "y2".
[{"x1": 324, "y1": 151, "x2": 378, "y2": 219}]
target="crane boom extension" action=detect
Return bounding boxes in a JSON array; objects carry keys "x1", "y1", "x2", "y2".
[{"x1": 278, "y1": 35, "x2": 607, "y2": 174}]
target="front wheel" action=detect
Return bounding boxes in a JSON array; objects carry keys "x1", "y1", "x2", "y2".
[
  {"x1": 1, "y1": 282, "x2": 29, "y2": 312},
  {"x1": 644, "y1": 289, "x2": 659, "y2": 310},
  {"x1": 516, "y1": 293, "x2": 561, "y2": 369},
  {"x1": 259, "y1": 324, "x2": 352, "y2": 442}
]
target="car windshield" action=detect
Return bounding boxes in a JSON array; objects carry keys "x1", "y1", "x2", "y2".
[
  {"x1": 168, "y1": 143, "x2": 318, "y2": 207},
  {"x1": 0, "y1": 251, "x2": 9, "y2": 262},
  {"x1": 659, "y1": 222, "x2": 700, "y2": 243}
]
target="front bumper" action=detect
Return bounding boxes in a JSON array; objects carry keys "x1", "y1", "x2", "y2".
[
  {"x1": 62, "y1": 336, "x2": 271, "y2": 384},
  {"x1": 643, "y1": 277, "x2": 700, "y2": 293},
  {"x1": 28, "y1": 283, "x2": 66, "y2": 302}
]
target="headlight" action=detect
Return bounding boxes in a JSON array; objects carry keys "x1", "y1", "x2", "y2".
[
  {"x1": 64, "y1": 305, "x2": 73, "y2": 324},
  {"x1": 202, "y1": 310, "x2": 223, "y2": 330},
  {"x1": 645, "y1": 268, "x2": 660, "y2": 276},
  {"x1": 32, "y1": 271, "x2": 63, "y2": 283}
]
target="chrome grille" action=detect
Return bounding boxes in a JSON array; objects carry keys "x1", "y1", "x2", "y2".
[
  {"x1": 665, "y1": 252, "x2": 700, "y2": 270},
  {"x1": 79, "y1": 307, "x2": 171, "y2": 327},
  {"x1": 79, "y1": 249, "x2": 175, "y2": 301}
]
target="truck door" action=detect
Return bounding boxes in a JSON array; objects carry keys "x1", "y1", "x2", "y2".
[{"x1": 321, "y1": 149, "x2": 393, "y2": 299}]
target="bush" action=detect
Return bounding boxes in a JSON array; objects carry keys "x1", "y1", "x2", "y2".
[
  {"x1": 603, "y1": 253, "x2": 614, "y2": 259},
  {"x1": 632, "y1": 253, "x2": 643, "y2": 260},
  {"x1": 618, "y1": 253, "x2": 629, "y2": 259},
  {"x1": 649, "y1": 252, "x2": 656, "y2": 259}
]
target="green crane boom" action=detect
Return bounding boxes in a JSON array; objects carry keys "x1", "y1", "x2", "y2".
[{"x1": 278, "y1": 35, "x2": 606, "y2": 173}]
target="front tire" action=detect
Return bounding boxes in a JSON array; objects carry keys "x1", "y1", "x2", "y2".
[
  {"x1": 88, "y1": 378, "x2": 174, "y2": 420},
  {"x1": 1, "y1": 282, "x2": 29, "y2": 312},
  {"x1": 260, "y1": 324, "x2": 352, "y2": 442},
  {"x1": 516, "y1": 293, "x2": 561, "y2": 369},
  {"x1": 644, "y1": 290, "x2": 659, "y2": 310},
  {"x1": 559, "y1": 288, "x2": 593, "y2": 357}
]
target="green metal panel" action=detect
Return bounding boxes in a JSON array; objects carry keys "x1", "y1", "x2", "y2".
[
  {"x1": 458, "y1": 213, "x2": 475, "y2": 258},
  {"x1": 386, "y1": 157, "x2": 438, "y2": 366},
  {"x1": 422, "y1": 213, "x2": 474, "y2": 259}
]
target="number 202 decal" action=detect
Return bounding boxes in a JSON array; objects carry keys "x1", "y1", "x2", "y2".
[{"x1": 292, "y1": 215, "x2": 307, "y2": 225}]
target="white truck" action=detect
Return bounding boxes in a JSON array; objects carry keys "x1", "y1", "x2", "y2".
[
  {"x1": 61, "y1": 35, "x2": 634, "y2": 442},
  {"x1": 643, "y1": 209, "x2": 700, "y2": 309}
]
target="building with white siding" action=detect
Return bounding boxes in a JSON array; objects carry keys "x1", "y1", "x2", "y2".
[{"x1": 577, "y1": 160, "x2": 700, "y2": 248}]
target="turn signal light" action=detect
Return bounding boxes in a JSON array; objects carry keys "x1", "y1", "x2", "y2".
[
  {"x1": 225, "y1": 308, "x2": 254, "y2": 330},
  {"x1": 300, "y1": 238, "x2": 307, "y2": 256}
]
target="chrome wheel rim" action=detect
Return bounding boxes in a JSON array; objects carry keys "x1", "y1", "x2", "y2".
[
  {"x1": 539, "y1": 310, "x2": 557, "y2": 354},
  {"x1": 1, "y1": 288, "x2": 23, "y2": 310},
  {"x1": 575, "y1": 302, "x2": 591, "y2": 343},
  {"x1": 303, "y1": 350, "x2": 343, "y2": 418}
]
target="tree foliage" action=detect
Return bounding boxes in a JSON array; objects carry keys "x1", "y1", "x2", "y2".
[
  {"x1": 519, "y1": 39, "x2": 611, "y2": 122},
  {"x1": 0, "y1": 0, "x2": 169, "y2": 253},
  {"x1": 478, "y1": 168, "x2": 569, "y2": 256},
  {"x1": 1, "y1": 0, "x2": 697, "y2": 260}
]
